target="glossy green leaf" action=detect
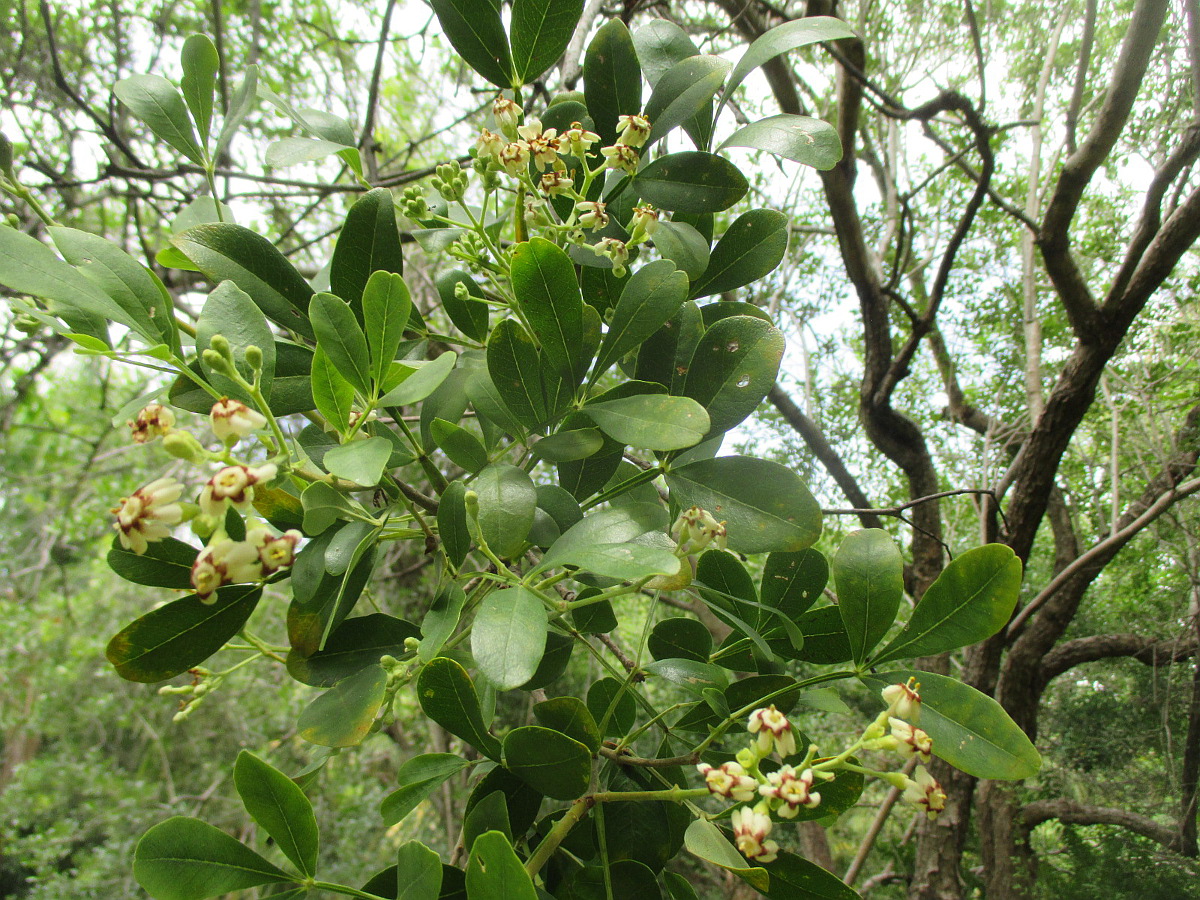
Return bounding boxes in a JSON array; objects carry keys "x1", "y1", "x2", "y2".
[
  {"x1": 417, "y1": 657, "x2": 502, "y2": 760},
  {"x1": 466, "y1": 831, "x2": 536, "y2": 900},
  {"x1": 632, "y1": 19, "x2": 700, "y2": 87},
  {"x1": 532, "y1": 427, "x2": 605, "y2": 462},
  {"x1": 465, "y1": 766, "x2": 544, "y2": 838},
  {"x1": 652, "y1": 220, "x2": 710, "y2": 281},
  {"x1": 474, "y1": 463, "x2": 537, "y2": 559},
  {"x1": 172, "y1": 224, "x2": 314, "y2": 338},
  {"x1": 539, "y1": 502, "x2": 668, "y2": 573},
  {"x1": 323, "y1": 521, "x2": 375, "y2": 576},
  {"x1": 437, "y1": 270, "x2": 489, "y2": 342},
  {"x1": 585, "y1": 394, "x2": 708, "y2": 450},
  {"x1": 556, "y1": 542, "x2": 681, "y2": 581},
  {"x1": 311, "y1": 291, "x2": 371, "y2": 394},
  {"x1": 464, "y1": 791, "x2": 511, "y2": 862},
  {"x1": 666, "y1": 456, "x2": 821, "y2": 555},
  {"x1": 752, "y1": 848, "x2": 861, "y2": 899},
  {"x1": 635, "y1": 299, "x2": 703, "y2": 392},
  {"x1": 430, "y1": 0, "x2": 512, "y2": 88},
  {"x1": 761, "y1": 549, "x2": 827, "y2": 621},
  {"x1": 288, "y1": 540, "x2": 376, "y2": 654},
  {"x1": 634, "y1": 152, "x2": 748, "y2": 214},
  {"x1": 133, "y1": 816, "x2": 291, "y2": 900},
  {"x1": 594, "y1": 259, "x2": 690, "y2": 378},
  {"x1": 363, "y1": 271, "x2": 412, "y2": 386},
  {"x1": 503, "y1": 726, "x2": 591, "y2": 800},
  {"x1": 379, "y1": 350, "x2": 458, "y2": 407},
  {"x1": 432, "y1": 418, "x2": 488, "y2": 473},
  {"x1": 510, "y1": 0, "x2": 583, "y2": 85},
  {"x1": 719, "y1": 114, "x2": 842, "y2": 170},
  {"x1": 108, "y1": 536, "x2": 197, "y2": 590},
  {"x1": 643, "y1": 55, "x2": 731, "y2": 146},
  {"x1": 684, "y1": 315, "x2": 784, "y2": 438},
  {"x1": 471, "y1": 586, "x2": 547, "y2": 691},
  {"x1": 214, "y1": 65, "x2": 258, "y2": 161},
  {"x1": 311, "y1": 346, "x2": 355, "y2": 434},
  {"x1": 196, "y1": 279, "x2": 276, "y2": 401},
  {"x1": 684, "y1": 819, "x2": 768, "y2": 891},
  {"x1": 511, "y1": 238, "x2": 583, "y2": 383},
  {"x1": 288, "y1": 614, "x2": 419, "y2": 687},
  {"x1": 649, "y1": 617, "x2": 712, "y2": 662},
  {"x1": 50, "y1": 227, "x2": 177, "y2": 351},
  {"x1": 833, "y1": 529, "x2": 904, "y2": 664},
  {"x1": 690, "y1": 210, "x2": 789, "y2": 298},
  {"x1": 322, "y1": 436, "x2": 392, "y2": 487},
  {"x1": 486, "y1": 318, "x2": 549, "y2": 429},
  {"x1": 587, "y1": 676, "x2": 636, "y2": 738},
  {"x1": 331, "y1": 188, "x2": 405, "y2": 310},
  {"x1": 106, "y1": 586, "x2": 261, "y2": 683},
  {"x1": 565, "y1": 861, "x2": 662, "y2": 899},
  {"x1": 534, "y1": 697, "x2": 601, "y2": 754},
  {"x1": 865, "y1": 669, "x2": 1041, "y2": 780},
  {"x1": 724, "y1": 16, "x2": 857, "y2": 111},
  {"x1": 233, "y1": 751, "x2": 318, "y2": 877},
  {"x1": 264, "y1": 136, "x2": 354, "y2": 167},
  {"x1": 584, "y1": 19, "x2": 642, "y2": 144},
  {"x1": 419, "y1": 582, "x2": 468, "y2": 663},
  {"x1": 645, "y1": 658, "x2": 730, "y2": 696},
  {"x1": 697, "y1": 548, "x2": 760, "y2": 626},
  {"x1": 437, "y1": 481, "x2": 472, "y2": 568},
  {"x1": 180, "y1": 34, "x2": 219, "y2": 147},
  {"x1": 395, "y1": 841, "x2": 443, "y2": 900},
  {"x1": 115, "y1": 74, "x2": 206, "y2": 166},
  {"x1": 297, "y1": 664, "x2": 387, "y2": 747},
  {"x1": 381, "y1": 753, "x2": 473, "y2": 825},
  {"x1": 665, "y1": 872, "x2": 700, "y2": 900},
  {"x1": 873, "y1": 545, "x2": 1023, "y2": 665}
]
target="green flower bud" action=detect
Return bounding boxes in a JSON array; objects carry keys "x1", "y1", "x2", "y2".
[
  {"x1": 244, "y1": 344, "x2": 263, "y2": 373},
  {"x1": 464, "y1": 489, "x2": 479, "y2": 516},
  {"x1": 0, "y1": 132, "x2": 13, "y2": 177},
  {"x1": 163, "y1": 430, "x2": 207, "y2": 463},
  {"x1": 13, "y1": 313, "x2": 41, "y2": 333},
  {"x1": 453, "y1": 281, "x2": 470, "y2": 302},
  {"x1": 208, "y1": 333, "x2": 233, "y2": 361},
  {"x1": 201, "y1": 347, "x2": 237, "y2": 376}
]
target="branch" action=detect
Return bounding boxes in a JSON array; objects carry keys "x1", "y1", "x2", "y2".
[
  {"x1": 1021, "y1": 798, "x2": 1183, "y2": 851},
  {"x1": 1039, "y1": 632, "x2": 1200, "y2": 686},
  {"x1": 359, "y1": 0, "x2": 399, "y2": 181}
]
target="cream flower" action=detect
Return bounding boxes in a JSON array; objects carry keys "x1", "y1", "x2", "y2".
[
  {"x1": 600, "y1": 143, "x2": 640, "y2": 175},
  {"x1": 748, "y1": 705, "x2": 797, "y2": 758},
  {"x1": 499, "y1": 141, "x2": 531, "y2": 176},
  {"x1": 575, "y1": 200, "x2": 609, "y2": 231},
  {"x1": 210, "y1": 398, "x2": 267, "y2": 443},
  {"x1": 731, "y1": 806, "x2": 779, "y2": 863},
  {"x1": 492, "y1": 96, "x2": 521, "y2": 136},
  {"x1": 882, "y1": 679, "x2": 922, "y2": 721},
  {"x1": 630, "y1": 205, "x2": 660, "y2": 237},
  {"x1": 540, "y1": 170, "x2": 573, "y2": 196},
  {"x1": 191, "y1": 537, "x2": 264, "y2": 602},
  {"x1": 252, "y1": 527, "x2": 303, "y2": 574},
  {"x1": 760, "y1": 765, "x2": 821, "y2": 818},
  {"x1": 129, "y1": 403, "x2": 175, "y2": 444},
  {"x1": 889, "y1": 717, "x2": 933, "y2": 762},
  {"x1": 112, "y1": 476, "x2": 185, "y2": 555},
  {"x1": 563, "y1": 122, "x2": 600, "y2": 157},
  {"x1": 475, "y1": 128, "x2": 505, "y2": 161},
  {"x1": 616, "y1": 114, "x2": 651, "y2": 148},
  {"x1": 902, "y1": 765, "x2": 947, "y2": 820},
  {"x1": 198, "y1": 463, "x2": 277, "y2": 518},
  {"x1": 696, "y1": 761, "x2": 758, "y2": 803}
]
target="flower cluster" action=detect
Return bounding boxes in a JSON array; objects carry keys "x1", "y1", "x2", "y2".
[
  {"x1": 867, "y1": 680, "x2": 947, "y2": 818},
  {"x1": 673, "y1": 506, "x2": 728, "y2": 555},
  {"x1": 113, "y1": 477, "x2": 186, "y2": 554},
  {"x1": 191, "y1": 526, "x2": 301, "y2": 601},
  {"x1": 731, "y1": 806, "x2": 779, "y2": 863}
]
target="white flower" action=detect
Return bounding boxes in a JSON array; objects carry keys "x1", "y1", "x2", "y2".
[
  {"x1": 499, "y1": 141, "x2": 531, "y2": 176},
  {"x1": 475, "y1": 128, "x2": 505, "y2": 161},
  {"x1": 759, "y1": 765, "x2": 820, "y2": 818},
  {"x1": 882, "y1": 679, "x2": 922, "y2": 721},
  {"x1": 112, "y1": 476, "x2": 185, "y2": 555},
  {"x1": 616, "y1": 114, "x2": 651, "y2": 148},
  {"x1": 540, "y1": 170, "x2": 573, "y2": 196},
  {"x1": 198, "y1": 463, "x2": 277, "y2": 518},
  {"x1": 191, "y1": 537, "x2": 264, "y2": 601},
  {"x1": 748, "y1": 705, "x2": 797, "y2": 758},
  {"x1": 902, "y1": 765, "x2": 947, "y2": 820},
  {"x1": 697, "y1": 761, "x2": 758, "y2": 803},
  {"x1": 210, "y1": 398, "x2": 267, "y2": 443},
  {"x1": 731, "y1": 806, "x2": 778, "y2": 863},
  {"x1": 630, "y1": 205, "x2": 659, "y2": 237},
  {"x1": 492, "y1": 96, "x2": 521, "y2": 137},
  {"x1": 889, "y1": 717, "x2": 933, "y2": 762},
  {"x1": 593, "y1": 237, "x2": 629, "y2": 276},
  {"x1": 250, "y1": 527, "x2": 302, "y2": 573},
  {"x1": 575, "y1": 200, "x2": 608, "y2": 231},
  {"x1": 563, "y1": 121, "x2": 600, "y2": 157},
  {"x1": 600, "y1": 143, "x2": 639, "y2": 174},
  {"x1": 129, "y1": 404, "x2": 176, "y2": 444}
]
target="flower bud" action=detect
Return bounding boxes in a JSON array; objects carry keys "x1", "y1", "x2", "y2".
[
  {"x1": 244, "y1": 344, "x2": 263, "y2": 373},
  {"x1": 201, "y1": 348, "x2": 237, "y2": 376},
  {"x1": 492, "y1": 96, "x2": 521, "y2": 138},
  {"x1": 162, "y1": 430, "x2": 207, "y2": 463},
  {"x1": 208, "y1": 334, "x2": 233, "y2": 361},
  {"x1": 882, "y1": 678, "x2": 922, "y2": 721},
  {"x1": 0, "y1": 132, "x2": 13, "y2": 177}
]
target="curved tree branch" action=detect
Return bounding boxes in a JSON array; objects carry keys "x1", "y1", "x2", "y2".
[
  {"x1": 1021, "y1": 798, "x2": 1182, "y2": 851},
  {"x1": 1039, "y1": 632, "x2": 1200, "y2": 687}
]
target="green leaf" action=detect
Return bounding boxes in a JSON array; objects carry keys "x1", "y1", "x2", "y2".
[
  {"x1": 437, "y1": 481, "x2": 472, "y2": 568},
  {"x1": 133, "y1": 817, "x2": 292, "y2": 900},
  {"x1": 471, "y1": 586, "x2": 548, "y2": 691},
  {"x1": 108, "y1": 536, "x2": 197, "y2": 590},
  {"x1": 311, "y1": 292, "x2": 371, "y2": 394},
  {"x1": 432, "y1": 417, "x2": 488, "y2": 473},
  {"x1": 723, "y1": 16, "x2": 857, "y2": 113},
  {"x1": 420, "y1": 582, "x2": 467, "y2": 663},
  {"x1": 873, "y1": 545, "x2": 1023, "y2": 665},
  {"x1": 363, "y1": 271, "x2": 412, "y2": 386},
  {"x1": 534, "y1": 697, "x2": 602, "y2": 754},
  {"x1": 684, "y1": 819, "x2": 768, "y2": 891},
  {"x1": 761, "y1": 549, "x2": 826, "y2": 621},
  {"x1": 474, "y1": 463, "x2": 538, "y2": 559},
  {"x1": 833, "y1": 529, "x2": 904, "y2": 664},
  {"x1": 565, "y1": 861, "x2": 662, "y2": 899},
  {"x1": 503, "y1": 726, "x2": 591, "y2": 800},
  {"x1": 323, "y1": 436, "x2": 392, "y2": 486},
  {"x1": 437, "y1": 270, "x2": 489, "y2": 342},
  {"x1": 264, "y1": 136, "x2": 354, "y2": 167},
  {"x1": 511, "y1": 238, "x2": 583, "y2": 383},
  {"x1": 172, "y1": 224, "x2": 315, "y2": 339},
  {"x1": 539, "y1": 502, "x2": 668, "y2": 573},
  {"x1": 297, "y1": 664, "x2": 388, "y2": 748},
  {"x1": 652, "y1": 220, "x2": 710, "y2": 281},
  {"x1": 417, "y1": 657, "x2": 502, "y2": 760},
  {"x1": 556, "y1": 542, "x2": 681, "y2": 581},
  {"x1": 50, "y1": 227, "x2": 178, "y2": 351},
  {"x1": 864, "y1": 670, "x2": 1041, "y2": 780},
  {"x1": 634, "y1": 152, "x2": 748, "y2": 214},
  {"x1": 587, "y1": 677, "x2": 636, "y2": 738},
  {"x1": 379, "y1": 350, "x2": 458, "y2": 406},
  {"x1": 311, "y1": 346, "x2": 355, "y2": 434},
  {"x1": 486, "y1": 317, "x2": 554, "y2": 429},
  {"x1": 593, "y1": 259, "x2": 690, "y2": 378},
  {"x1": 584, "y1": 19, "x2": 642, "y2": 145},
  {"x1": 532, "y1": 427, "x2": 605, "y2": 462},
  {"x1": 643, "y1": 55, "x2": 731, "y2": 146},
  {"x1": 585, "y1": 394, "x2": 708, "y2": 450},
  {"x1": 697, "y1": 548, "x2": 759, "y2": 624},
  {"x1": 632, "y1": 19, "x2": 700, "y2": 87},
  {"x1": 466, "y1": 831, "x2": 537, "y2": 900},
  {"x1": 665, "y1": 872, "x2": 700, "y2": 900},
  {"x1": 395, "y1": 841, "x2": 443, "y2": 900},
  {"x1": 666, "y1": 456, "x2": 821, "y2": 555},
  {"x1": 683, "y1": 315, "x2": 784, "y2": 438},
  {"x1": 288, "y1": 614, "x2": 419, "y2": 687},
  {"x1": 233, "y1": 751, "x2": 319, "y2": 877},
  {"x1": 114, "y1": 74, "x2": 206, "y2": 166},
  {"x1": 106, "y1": 586, "x2": 261, "y2": 683},
  {"x1": 719, "y1": 114, "x2": 842, "y2": 170},
  {"x1": 181, "y1": 34, "x2": 219, "y2": 147},
  {"x1": 635, "y1": 300, "x2": 704, "y2": 393},
  {"x1": 331, "y1": 188, "x2": 405, "y2": 310},
  {"x1": 288, "y1": 540, "x2": 376, "y2": 655},
  {"x1": 753, "y1": 848, "x2": 861, "y2": 899},
  {"x1": 324, "y1": 520, "x2": 377, "y2": 575},
  {"x1": 644, "y1": 658, "x2": 730, "y2": 696},
  {"x1": 430, "y1": 0, "x2": 513, "y2": 88},
  {"x1": 649, "y1": 617, "x2": 712, "y2": 662},
  {"x1": 465, "y1": 766, "x2": 544, "y2": 838},
  {"x1": 381, "y1": 753, "x2": 473, "y2": 825},
  {"x1": 690, "y1": 210, "x2": 789, "y2": 299},
  {"x1": 510, "y1": 0, "x2": 584, "y2": 85},
  {"x1": 196, "y1": 280, "x2": 276, "y2": 402},
  {"x1": 214, "y1": 65, "x2": 258, "y2": 162}
]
